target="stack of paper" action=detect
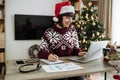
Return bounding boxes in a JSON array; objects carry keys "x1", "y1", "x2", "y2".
[{"x1": 42, "y1": 62, "x2": 83, "y2": 73}]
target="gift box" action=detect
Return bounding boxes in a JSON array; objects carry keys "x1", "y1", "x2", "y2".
[{"x1": 103, "y1": 47, "x2": 120, "y2": 79}]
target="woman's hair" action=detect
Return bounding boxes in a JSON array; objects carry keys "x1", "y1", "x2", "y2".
[{"x1": 57, "y1": 13, "x2": 74, "y2": 28}]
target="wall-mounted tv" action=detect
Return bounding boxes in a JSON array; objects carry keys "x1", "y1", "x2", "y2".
[{"x1": 14, "y1": 14, "x2": 54, "y2": 40}]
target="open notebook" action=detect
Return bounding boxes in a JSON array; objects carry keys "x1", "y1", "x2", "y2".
[{"x1": 67, "y1": 41, "x2": 109, "y2": 63}]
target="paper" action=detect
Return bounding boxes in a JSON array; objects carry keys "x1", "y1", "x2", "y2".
[
  {"x1": 40, "y1": 59, "x2": 64, "y2": 65},
  {"x1": 42, "y1": 62, "x2": 83, "y2": 73}
]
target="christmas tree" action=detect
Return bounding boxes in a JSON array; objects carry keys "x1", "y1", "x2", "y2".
[{"x1": 74, "y1": 1, "x2": 108, "y2": 51}]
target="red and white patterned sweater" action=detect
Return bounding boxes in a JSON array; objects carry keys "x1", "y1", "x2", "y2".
[{"x1": 38, "y1": 25, "x2": 82, "y2": 59}]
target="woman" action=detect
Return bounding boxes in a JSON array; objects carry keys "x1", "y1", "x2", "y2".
[{"x1": 38, "y1": 1, "x2": 86, "y2": 80}]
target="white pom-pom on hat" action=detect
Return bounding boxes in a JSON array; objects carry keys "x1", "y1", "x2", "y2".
[{"x1": 53, "y1": 17, "x2": 58, "y2": 22}]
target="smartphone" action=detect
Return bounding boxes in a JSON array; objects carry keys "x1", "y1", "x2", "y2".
[{"x1": 16, "y1": 60, "x2": 25, "y2": 65}]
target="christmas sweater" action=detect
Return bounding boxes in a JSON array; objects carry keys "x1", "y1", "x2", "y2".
[{"x1": 38, "y1": 25, "x2": 82, "y2": 59}]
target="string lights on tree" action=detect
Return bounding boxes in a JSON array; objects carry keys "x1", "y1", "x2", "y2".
[{"x1": 74, "y1": 1, "x2": 109, "y2": 51}]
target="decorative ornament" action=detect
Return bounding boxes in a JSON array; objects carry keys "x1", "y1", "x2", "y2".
[
  {"x1": 85, "y1": 47, "x2": 87, "y2": 51},
  {"x1": 28, "y1": 44, "x2": 40, "y2": 58},
  {"x1": 91, "y1": 16, "x2": 94, "y2": 20},
  {"x1": 90, "y1": 8, "x2": 93, "y2": 12},
  {"x1": 77, "y1": 24, "x2": 80, "y2": 28},
  {"x1": 85, "y1": 13, "x2": 89, "y2": 19},
  {"x1": 92, "y1": 22, "x2": 96, "y2": 26},
  {"x1": 96, "y1": 32, "x2": 100, "y2": 36},
  {"x1": 84, "y1": 6, "x2": 87, "y2": 10},
  {"x1": 82, "y1": 22, "x2": 85, "y2": 25},
  {"x1": 78, "y1": 21, "x2": 81, "y2": 24},
  {"x1": 98, "y1": 25, "x2": 101, "y2": 28},
  {"x1": 101, "y1": 34, "x2": 105, "y2": 39},
  {"x1": 83, "y1": 38, "x2": 86, "y2": 43},
  {"x1": 81, "y1": 27, "x2": 83, "y2": 30},
  {"x1": 93, "y1": 33, "x2": 95, "y2": 37},
  {"x1": 92, "y1": 33, "x2": 95, "y2": 39},
  {"x1": 88, "y1": 2, "x2": 92, "y2": 7}
]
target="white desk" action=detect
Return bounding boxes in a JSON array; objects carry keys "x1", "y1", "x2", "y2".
[{"x1": 5, "y1": 57, "x2": 115, "y2": 80}]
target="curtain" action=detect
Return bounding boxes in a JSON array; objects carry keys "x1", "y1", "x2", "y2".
[{"x1": 98, "y1": 0, "x2": 112, "y2": 39}]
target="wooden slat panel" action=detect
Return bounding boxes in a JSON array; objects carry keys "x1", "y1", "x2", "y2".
[
  {"x1": 0, "y1": 52, "x2": 5, "y2": 62},
  {"x1": 0, "y1": 40, "x2": 5, "y2": 48}
]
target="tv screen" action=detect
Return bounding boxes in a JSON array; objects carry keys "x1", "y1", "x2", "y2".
[{"x1": 14, "y1": 14, "x2": 54, "y2": 40}]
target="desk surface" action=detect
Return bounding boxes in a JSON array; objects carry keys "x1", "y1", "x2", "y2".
[{"x1": 5, "y1": 57, "x2": 115, "y2": 80}]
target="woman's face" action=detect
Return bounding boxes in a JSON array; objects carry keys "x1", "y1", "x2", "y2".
[{"x1": 62, "y1": 16, "x2": 73, "y2": 28}]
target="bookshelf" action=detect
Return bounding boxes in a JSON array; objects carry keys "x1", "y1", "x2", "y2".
[{"x1": 0, "y1": 0, "x2": 5, "y2": 78}]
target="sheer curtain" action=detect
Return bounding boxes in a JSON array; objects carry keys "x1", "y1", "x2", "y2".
[
  {"x1": 98, "y1": 0, "x2": 112, "y2": 39},
  {"x1": 112, "y1": 0, "x2": 120, "y2": 44},
  {"x1": 100, "y1": 0, "x2": 120, "y2": 45}
]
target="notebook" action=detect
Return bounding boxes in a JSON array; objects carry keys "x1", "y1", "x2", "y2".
[
  {"x1": 67, "y1": 41, "x2": 109, "y2": 63},
  {"x1": 40, "y1": 59, "x2": 64, "y2": 65}
]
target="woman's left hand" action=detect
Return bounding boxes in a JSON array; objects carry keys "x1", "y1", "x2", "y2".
[{"x1": 78, "y1": 51, "x2": 87, "y2": 57}]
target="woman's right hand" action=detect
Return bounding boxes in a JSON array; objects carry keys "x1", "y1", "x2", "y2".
[{"x1": 48, "y1": 54, "x2": 59, "y2": 62}]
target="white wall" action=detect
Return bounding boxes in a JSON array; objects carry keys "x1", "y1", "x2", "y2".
[
  {"x1": 112, "y1": 0, "x2": 120, "y2": 45},
  {"x1": 5, "y1": 0, "x2": 62, "y2": 60}
]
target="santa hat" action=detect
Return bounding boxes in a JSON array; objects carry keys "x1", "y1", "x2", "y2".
[{"x1": 53, "y1": 1, "x2": 75, "y2": 22}]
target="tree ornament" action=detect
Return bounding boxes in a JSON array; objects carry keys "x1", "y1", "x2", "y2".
[
  {"x1": 81, "y1": 27, "x2": 83, "y2": 30},
  {"x1": 83, "y1": 32, "x2": 86, "y2": 35},
  {"x1": 92, "y1": 22, "x2": 96, "y2": 26},
  {"x1": 88, "y1": 2, "x2": 92, "y2": 7},
  {"x1": 83, "y1": 6, "x2": 87, "y2": 10},
  {"x1": 98, "y1": 25, "x2": 101, "y2": 28},
  {"x1": 78, "y1": 21, "x2": 81, "y2": 24},
  {"x1": 101, "y1": 34, "x2": 105, "y2": 39},
  {"x1": 90, "y1": 8, "x2": 93, "y2": 12},
  {"x1": 83, "y1": 38, "x2": 86, "y2": 43},
  {"x1": 91, "y1": 16, "x2": 94, "y2": 20},
  {"x1": 85, "y1": 47, "x2": 87, "y2": 51},
  {"x1": 92, "y1": 33, "x2": 95, "y2": 39},
  {"x1": 82, "y1": 22, "x2": 85, "y2": 25},
  {"x1": 93, "y1": 33, "x2": 95, "y2": 37},
  {"x1": 77, "y1": 24, "x2": 80, "y2": 28},
  {"x1": 85, "y1": 13, "x2": 89, "y2": 19},
  {"x1": 96, "y1": 32, "x2": 100, "y2": 36}
]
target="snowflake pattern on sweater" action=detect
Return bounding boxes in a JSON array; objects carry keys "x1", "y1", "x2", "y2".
[{"x1": 38, "y1": 26, "x2": 81, "y2": 59}]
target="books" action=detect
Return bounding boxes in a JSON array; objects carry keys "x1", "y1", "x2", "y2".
[
  {"x1": 42, "y1": 62, "x2": 83, "y2": 73},
  {"x1": 108, "y1": 60, "x2": 120, "y2": 65},
  {"x1": 39, "y1": 59, "x2": 64, "y2": 65}
]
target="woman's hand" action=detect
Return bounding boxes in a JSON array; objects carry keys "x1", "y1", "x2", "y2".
[
  {"x1": 78, "y1": 51, "x2": 87, "y2": 57},
  {"x1": 48, "y1": 54, "x2": 59, "y2": 62}
]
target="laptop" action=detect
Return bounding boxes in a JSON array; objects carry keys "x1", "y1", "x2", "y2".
[{"x1": 67, "y1": 41, "x2": 109, "y2": 63}]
